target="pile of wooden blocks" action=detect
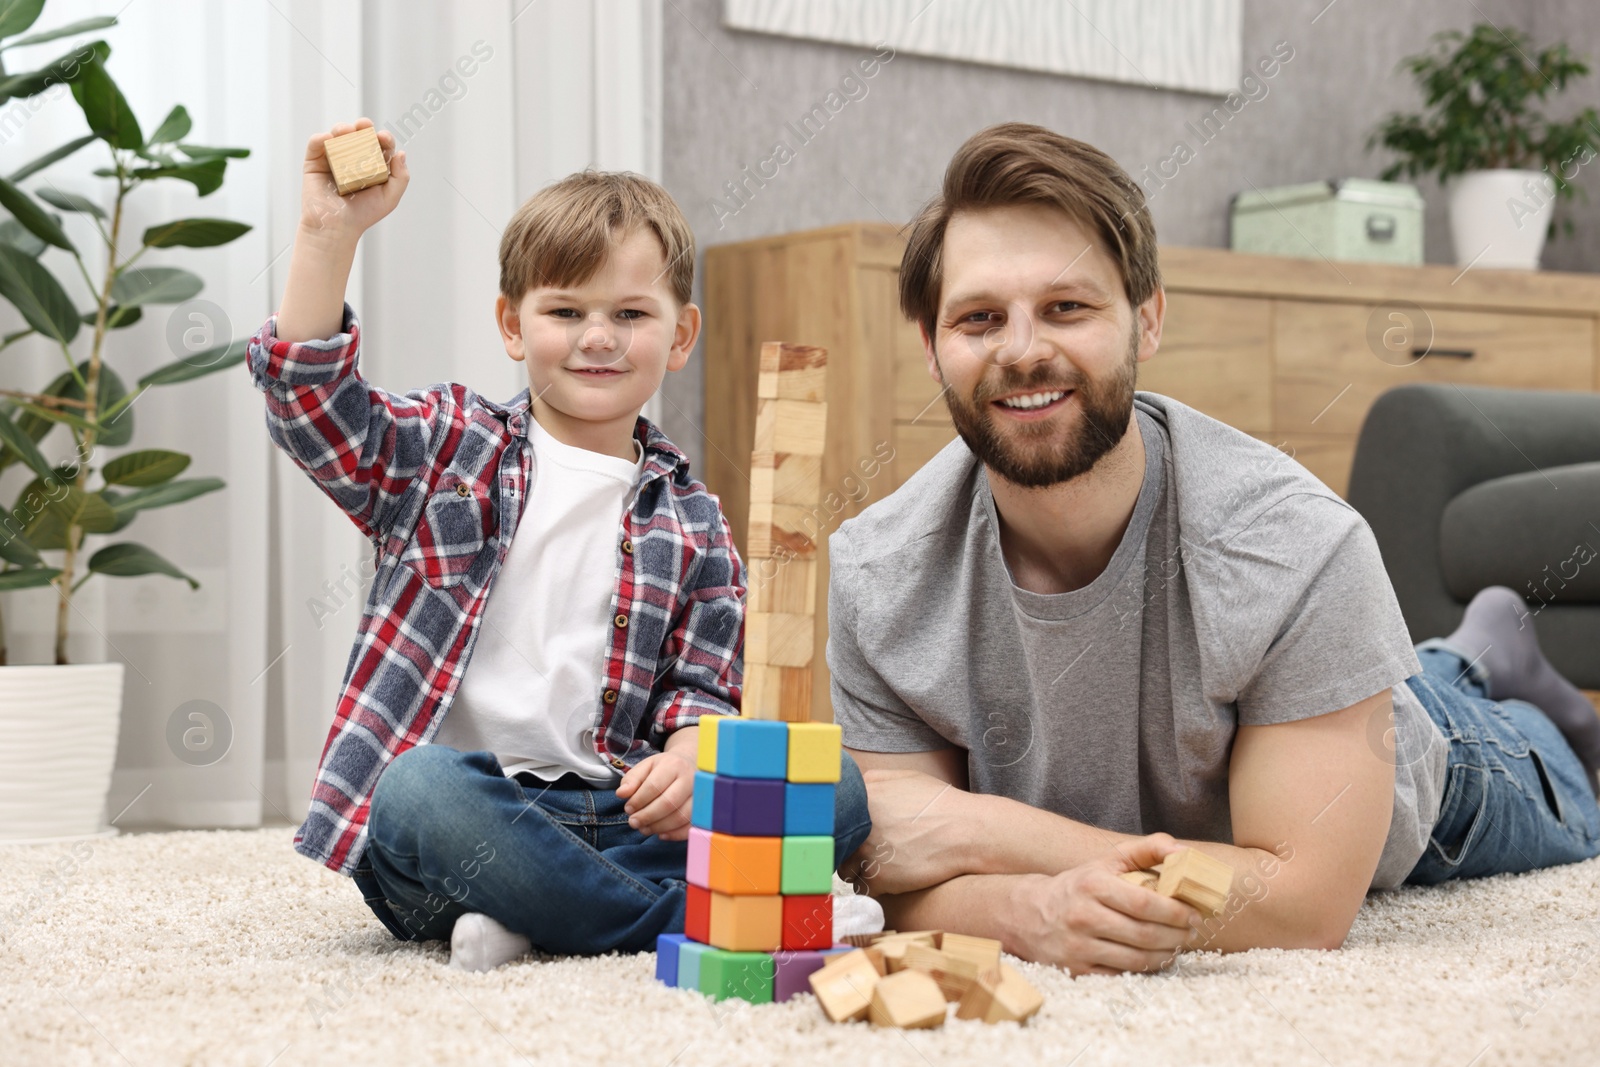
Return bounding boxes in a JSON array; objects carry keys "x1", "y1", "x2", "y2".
[
  {"x1": 653, "y1": 716, "x2": 851, "y2": 1002},
  {"x1": 1119, "y1": 847, "x2": 1234, "y2": 916},
  {"x1": 743, "y1": 341, "x2": 828, "y2": 721},
  {"x1": 809, "y1": 930, "x2": 1043, "y2": 1028}
]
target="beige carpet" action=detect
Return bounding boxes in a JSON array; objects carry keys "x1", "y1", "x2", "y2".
[{"x1": 2, "y1": 826, "x2": 1598, "y2": 1066}]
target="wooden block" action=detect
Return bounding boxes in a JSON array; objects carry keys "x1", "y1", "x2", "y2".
[
  {"x1": 840, "y1": 931, "x2": 891, "y2": 948},
  {"x1": 1156, "y1": 848, "x2": 1233, "y2": 917},
  {"x1": 873, "y1": 932, "x2": 938, "y2": 973},
  {"x1": 744, "y1": 557, "x2": 817, "y2": 615},
  {"x1": 753, "y1": 398, "x2": 828, "y2": 455},
  {"x1": 757, "y1": 341, "x2": 828, "y2": 402},
  {"x1": 954, "y1": 963, "x2": 1043, "y2": 1024},
  {"x1": 1119, "y1": 869, "x2": 1160, "y2": 891},
  {"x1": 869, "y1": 969, "x2": 947, "y2": 1029},
  {"x1": 872, "y1": 930, "x2": 939, "y2": 948},
  {"x1": 750, "y1": 450, "x2": 824, "y2": 506},
  {"x1": 742, "y1": 663, "x2": 812, "y2": 722},
  {"x1": 323, "y1": 127, "x2": 388, "y2": 195},
  {"x1": 902, "y1": 943, "x2": 981, "y2": 1001},
  {"x1": 746, "y1": 501, "x2": 820, "y2": 560},
  {"x1": 745, "y1": 612, "x2": 814, "y2": 668},
  {"x1": 938, "y1": 933, "x2": 1003, "y2": 974},
  {"x1": 808, "y1": 949, "x2": 881, "y2": 1022}
]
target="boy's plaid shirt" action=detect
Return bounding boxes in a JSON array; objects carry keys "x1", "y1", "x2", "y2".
[{"x1": 246, "y1": 302, "x2": 745, "y2": 877}]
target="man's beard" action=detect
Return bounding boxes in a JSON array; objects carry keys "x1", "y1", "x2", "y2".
[{"x1": 941, "y1": 325, "x2": 1139, "y2": 489}]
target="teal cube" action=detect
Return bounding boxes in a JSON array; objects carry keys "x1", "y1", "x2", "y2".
[
  {"x1": 718, "y1": 719, "x2": 787, "y2": 778},
  {"x1": 677, "y1": 941, "x2": 711, "y2": 991},
  {"x1": 781, "y1": 835, "x2": 834, "y2": 895},
  {"x1": 699, "y1": 948, "x2": 774, "y2": 1003},
  {"x1": 691, "y1": 771, "x2": 715, "y2": 829}
]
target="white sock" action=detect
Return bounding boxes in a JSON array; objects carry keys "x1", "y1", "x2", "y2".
[
  {"x1": 449, "y1": 912, "x2": 532, "y2": 972},
  {"x1": 832, "y1": 891, "x2": 885, "y2": 939}
]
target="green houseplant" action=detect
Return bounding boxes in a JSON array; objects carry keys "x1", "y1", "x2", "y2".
[
  {"x1": 0, "y1": 0, "x2": 250, "y2": 665},
  {"x1": 0, "y1": 0, "x2": 252, "y2": 842},
  {"x1": 1368, "y1": 23, "x2": 1600, "y2": 269}
]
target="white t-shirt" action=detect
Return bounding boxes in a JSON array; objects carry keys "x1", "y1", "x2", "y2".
[{"x1": 433, "y1": 416, "x2": 644, "y2": 783}]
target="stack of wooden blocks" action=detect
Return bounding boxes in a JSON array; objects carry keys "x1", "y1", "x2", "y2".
[
  {"x1": 653, "y1": 716, "x2": 851, "y2": 1003},
  {"x1": 808, "y1": 930, "x2": 1044, "y2": 1028},
  {"x1": 743, "y1": 341, "x2": 828, "y2": 722}
]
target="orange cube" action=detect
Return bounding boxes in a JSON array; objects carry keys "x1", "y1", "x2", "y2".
[
  {"x1": 708, "y1": 832, "x2": 781, "y2": 895},
  {"x1": 708, "y1": 889, "x2": 783, "y2": 951}
]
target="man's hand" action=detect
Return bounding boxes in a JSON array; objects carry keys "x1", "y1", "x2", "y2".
[
  {"x1": 1010, "y1": 833, "x2": 1198, "y2": 976},
  {"x1": 615, "y1": 749, "x2": 697, "y2": 842},
  {"x1": 838, "y1": 768, "x2": 976, "y2": 896}
]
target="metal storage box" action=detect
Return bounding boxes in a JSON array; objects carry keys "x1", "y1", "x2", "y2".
[{"x1": 1230, "y1": 178, "x2": 1424, "y2": 265}]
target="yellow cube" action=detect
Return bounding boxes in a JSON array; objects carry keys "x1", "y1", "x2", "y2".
[
  {"x1": 698, "y1": 714, "x2": 726, "y2": 773},
  {"x1": 786, "y1": 722, "x2": 841, "y2": 783}
]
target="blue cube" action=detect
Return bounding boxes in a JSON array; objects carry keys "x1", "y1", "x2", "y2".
[
  {"x1": 717, "y1": 719, "x2": 787, "y2": 779},
  {"x1": 712, "y1": 775, "x2": 785, "y2": 836},
  {"x1": 691, "y1": 771, "x2": 716, "y2": 830},
  {"x1": 784, "y1": 782, "x2": 834, "y2": 836},
  {"x1": 678, "y1": 941, "x2": 711, "y2": 990},
  {"x1": 655, "y1": 932, "x2": 689, "y2": 986}
]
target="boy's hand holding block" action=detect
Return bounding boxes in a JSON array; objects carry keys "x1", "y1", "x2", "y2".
[{"x1": 323, "y1": 126, "x2": 390, "y2": 195}]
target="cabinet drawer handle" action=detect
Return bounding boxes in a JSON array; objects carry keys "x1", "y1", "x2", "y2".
[{"x1": 1412, "y1": 346, "x2": 1475, "y2": 360}]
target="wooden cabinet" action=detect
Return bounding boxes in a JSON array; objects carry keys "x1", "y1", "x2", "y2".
[{"x1": 702, "y1": 225, "x2": 1600, "y2": 719}]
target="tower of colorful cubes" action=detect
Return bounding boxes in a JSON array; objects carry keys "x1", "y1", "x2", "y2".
[{"x1": 654, "y1": 716, "x2": 854, "y2": 1003}]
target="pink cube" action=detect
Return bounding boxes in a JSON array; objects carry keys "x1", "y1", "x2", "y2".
[{"x1": 687, "y1": 826, "x2": 712, "y2": 888}]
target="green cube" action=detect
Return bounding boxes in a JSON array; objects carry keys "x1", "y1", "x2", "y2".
[
  {"x1": 698, "y1": 948, "x2": 774, "y2": 1003},
  {"x1": 781, "y1": 835, "x2": 834, "y2": 895}
]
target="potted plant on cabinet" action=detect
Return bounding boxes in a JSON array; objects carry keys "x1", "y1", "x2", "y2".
[
  {"x1": 0, "y1": 2, "x2": 250, "y2": 841},
  {"x1": 1369, "y1": 23, "x2": 1599, "y2": 270}
]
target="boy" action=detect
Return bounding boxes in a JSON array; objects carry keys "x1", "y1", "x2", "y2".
[{"x1": 247, "y1": 119, "x2": 872, "y2": 970}]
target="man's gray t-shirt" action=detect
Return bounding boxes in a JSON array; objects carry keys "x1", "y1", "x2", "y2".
[{"x1": 827, "y1": 392, "x2": 1447, "y2": 889}]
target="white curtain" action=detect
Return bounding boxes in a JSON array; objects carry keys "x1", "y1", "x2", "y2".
[{"x1": 0, "y1": 0, "x2": 664, "y2": 831}]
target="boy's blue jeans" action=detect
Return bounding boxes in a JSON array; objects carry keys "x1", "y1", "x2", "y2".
[
  {"x1": 1404, "y1": 640, "x2": 1600, "y2": 884},
  {"x1": 354, "y1": 745, "x2": 873, "y2": 954}
]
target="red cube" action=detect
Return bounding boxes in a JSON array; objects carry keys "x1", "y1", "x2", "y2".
[
  {"x1": 781, "y1": 893, "x2": 832, "y2": 950},
  {"x1": 685, "y1": 883, "x2": 711, "y2": 943}
]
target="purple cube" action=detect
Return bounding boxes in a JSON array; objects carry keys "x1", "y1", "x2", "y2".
[
  {"x1": 712, "y1": 775, "x2": 785, "y2": 836},
  {"x1": 772, "y1": 943, "x2": 854, "y2": 1002}
]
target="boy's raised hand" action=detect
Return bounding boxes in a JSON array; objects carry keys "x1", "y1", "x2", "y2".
[
  {"x1": 616, "y1": 749, "x2": 698, "y2": 842},
  {"x1": 300, "y1": 118, "x2": 409, "y2": 244}
]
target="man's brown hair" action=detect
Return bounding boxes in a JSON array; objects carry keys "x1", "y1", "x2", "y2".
[
  {"x1": 498, "y1": 169, "x2": 694, "y2": 308},
  {"x1": 899, "y1": 122, "x2": 1160, "y2": 341}
]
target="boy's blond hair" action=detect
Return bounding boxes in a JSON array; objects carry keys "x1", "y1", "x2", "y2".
[{"x1": 498, "y1": 170, "x2": 695, "y2": 309}]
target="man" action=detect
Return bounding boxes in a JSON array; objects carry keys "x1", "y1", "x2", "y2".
[{"x1": 829, "y1": 122, "x2": 1600, "y2": 976}]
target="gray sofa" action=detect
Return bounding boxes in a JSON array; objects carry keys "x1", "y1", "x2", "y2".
[{"x1": 1347, "y1": 383, "x2": 1600, "y2": 689}]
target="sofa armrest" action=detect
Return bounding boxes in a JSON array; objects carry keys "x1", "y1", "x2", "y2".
[{"x1": 1347, "y1": 383, "x2": 1600, "y2": 644}]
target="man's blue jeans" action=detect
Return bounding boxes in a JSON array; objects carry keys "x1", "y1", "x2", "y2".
[
  {"x1": 354, "y1": 745, "x2": 873, "y2": 954},
  {"x1": 1404, "y1": 640, "x2": 1600, "y2": 884}
]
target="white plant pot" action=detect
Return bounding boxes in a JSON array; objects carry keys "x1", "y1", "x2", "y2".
[
  {"x1": 1447, "y1": 168, "x2": 1556, "y2": 270},
  {"x1": 0, "y1": 663, "x2": 124, "y2": 843}
]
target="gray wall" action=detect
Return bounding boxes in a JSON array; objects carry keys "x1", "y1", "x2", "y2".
[{"x1": 657, "y1": 0, "x2": 1600, "y2": 472}]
